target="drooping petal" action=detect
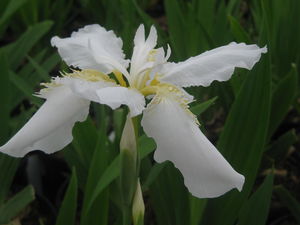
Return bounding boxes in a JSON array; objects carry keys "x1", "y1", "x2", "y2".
[
  {"x1": 0, "y1": 86, "x2": 90, "y2": 157},
  {"x1": 160, "y1": 42, "x2": 267, "y2": 87},
  {"x1": 58, "y1": 73, "x2": 117, "y2": 103},
  {"x1": 51, "y1": 24, "x2": 129, "y2": 76},
  {"x1": 141, "y1": 94, "x2": 244, "y2": 198},
  {"x1": 96, "y1": 87, "x2": 145, "y2": 117}
]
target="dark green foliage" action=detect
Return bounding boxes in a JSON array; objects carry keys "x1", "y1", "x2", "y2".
[{"x1": 0, "y1": 0, "x2": 299, "y2": 224}]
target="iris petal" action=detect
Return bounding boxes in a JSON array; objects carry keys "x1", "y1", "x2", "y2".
[
  {"x1": 160, "y1": 42, "x2": 267, "y2": 87},
  {"x1": 96, "y1": 87, "x2": 145, "y2": 117},
  {"x1": 51, "y1": 24, "x2": 129, "y2": 76},
  {"x1": 0, "y1": 87, "x2": 90, "y2": 157},
  {"x1": 141, "y1": 94, "x2": 244, "y2": 198}
]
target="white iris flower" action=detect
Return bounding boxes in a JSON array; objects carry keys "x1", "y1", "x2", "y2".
[{"x1": 0, "y1": 24, "x2": 267, "y2": 198}]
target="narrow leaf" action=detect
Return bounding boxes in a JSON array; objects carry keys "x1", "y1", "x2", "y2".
[
  {"x1": 26, "y1": 55, "x2": 50, "y2": 80},
  {"x1": 3, "y1": 21, "x2": 53, "y2": 68},
  {"x1": 0, "y1": 185, "x2": 35, "y2": 224},
  {"x1": 190, "y1": 97, "x2": 218, "y2": 116},
  {"x1": 0, "y1": 155, "x2": 20, "y2": 204},
  {"x1": 86, "y1": 135, "x2": 156, "y2": 213},
  {"x1": 266, "y1": 130, "x2": 298, "y2": 162},
  {"x1": 228, "y1": 15, "x2": 251, "y2": 43},
  {"x1": 55, "y1": 168, "x2": 78, "y2": 225},
  {"x1": 268, "y1": 65, "x2": 298, "y2": 139},
  {"x1": 274, "y1": 185, "x2": 300, "y2": 224},
  {"x1": 0, "y1": 52, "x2": 11, "y2": 142},
  {"x1": 0, "y1": 0, "x2": 27, "y2": 31},
  {"x1": 238, "y1": 173, "x2": 274, "y2": 225}
]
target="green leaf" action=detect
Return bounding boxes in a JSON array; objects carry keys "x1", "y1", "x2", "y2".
[
  {"x1": 139, "y1": 135, "x2": 156, "y2": 159},
  {"x1": 228, "y1": 15, "x2": 251, "y2": 43},
  {"x1": 203, "y1": 56, "x2": 271, "y2": 225},
  {"x1": 268, "y1": 65, "x2": 298, "y2": 139},
  {"x1": 3, "y1": 21, "x2": 53, "y2": 68},
  {"x1": 86, "y1": 135, "x2": 156, "y2": 214},
  {"x1": 18, "y1": 49, "x2": 47, "y2": 81},
  {"x1": 164, "y1": 0, "x2": 186, "y2": 59},
  {"x1": 26, "y1": 55, "x2": 50, "y2": 80},
  {"x1": 55, "y1": 168, "x2": 78, "y2": 225},
  {"x1": 72, "y1": 117, "x2": 99, "y2": 168},
  {"x1": 132, "y1": 0, "x2": 154, "y2": 28},
  {"x1": 80, "y1": 134, "x2": 110, "y2": 225},
  {"x1": 9, "y1": 71, "x2": 42, "y2": 106},
  {"x1": 149, "y1": 163, "x2": 190, "y2": 225},
  {"x1": 85, "y1": 155, "x2": 120, "y2": 215},
  {"x1": 64, "y1": 118, "x2": 100, "y2": 190},
  {"x1": 227, "y1": 0, "x2": 242, "y2": 15},
  {"x1": 143, "y1": 162, "x2": 166, "y2": 190},
  {"x1": 0, "y1": 0, "x2": 27, "y2": 32},
  {"x1": 189, "y1": 197, "x2": 206, "y2": 225},
  {"x1": 266, "y1": 129, "x2": 298, "y2": 162},
  {"x1": 190, "y1": 97, "x2": 218, "y2": 116},
  {"x1": 0, "y1": 185, "x2": 35, "y2": 224},
  {"x1": 274, "y1": 186, "x2": 300, "y2": 224},
  {"x1": 0, "y1": 155, "x2": 20, "y2": 205},
  {"x1": 237, "y1": 173, "x2": 274, "y2": 225},
  {"x1": 0, "y1": 52, "x2": 11, "y2": 142}
]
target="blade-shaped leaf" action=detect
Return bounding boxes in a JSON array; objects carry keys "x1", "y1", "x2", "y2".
[
  {"x1": 190, "y1": 97, "x2": 218, "y2": 116},
  {"x1": 0, "y1": 0, "x2": 27, "y2": 33},
  {"x1": 0, "y1": 52, "x2": 11, "y2": 142},
  {"x1": 0, "y1": 155, "x2": 19, "y2": 205},
  {"x1": 9, "y1": 71, "x2": 42, "y2": 106},
  {"x1": 268, "y1": 65, "x2": 298, "y2": 139},
  {"x1": 266, "y1": 129, "x2": 298, "y2": 162},
  {"x1": 274, "y1": 185, "x2": 300, "y2": 224},
  {"x1": 80, "y1": 133, "x2": 110, "y2": 225},
  {"x1": 0, "y1": 185, "x2": 35, "y2": 224},
  {"x1": 86, "y1": 135, "x2": 156, "y2": 213},
  {"x1": 55, "y1": 168, "x2": 78, "y2": 225},
  {"x1": 237, "y1": 173, "x2": 274, "y2": 225},
  {"x1": 3, "y1": 21, "x2": 53, "y2": 68},
  {"x1": 228, "y1": 15, "x2": 251, "y2": 43},
  {"x1": 26, "y1": 55, "x2": 50, "y2": 80}
]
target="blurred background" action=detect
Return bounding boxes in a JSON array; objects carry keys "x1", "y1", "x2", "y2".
[{"x1": 0, "y1": 0, "x2": 299, "y2": 224}]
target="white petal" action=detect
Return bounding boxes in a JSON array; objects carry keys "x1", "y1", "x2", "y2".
[
  {"x1": 160, "y1": 42, "x2": 267, "y2": 87},
  {"x1": 0, "y1": 86, "x2": 90, "y2": 157},
  {"x1": 141, "y1": 95, "x2": 244, "y2": 198},
  {"x1": 59, "y1": 76, "x2": 117, "y2": 103},
  {"x1": 146, "y1": 26, "x2": 158, "y2": 49},
  {"x1": 96, "y1": 87, "x2": 145, "y2": 117},
  {"x1": 134, "y1": 24, "x2": 146, "y2": 46},
  {"x1": 165, "y1": 44, "x2": 171, "y2": 61},
  {"x1": 130, "y1": 25, "x2": 158, "y2": 78},
  {"x1": 51, "y1": 24, "x2": 129, "y2": 75}
]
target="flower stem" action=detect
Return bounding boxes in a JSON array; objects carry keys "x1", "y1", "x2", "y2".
[{"x1": 120, "y1": 114, "x2": 140, "y2": 225}]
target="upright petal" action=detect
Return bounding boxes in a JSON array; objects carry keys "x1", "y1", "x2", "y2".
[
  {"x1": 51, "y1": 24, "x2": 129, "y2": 76},
  {"x1": 160, "y1": 42, "x2": 267, "y2": 87},
  {"x1": 96, "y1": 87, "x2": 145, "y2": 117},
  {"x1": 0, "y1": 86, "x2": 90, "y2": 157},
  {"x1": 141, "y1": 94, "x2": 244, "y2": 198},
  {"x1": 130, "y1": 25, "x2": 158, "y2": 78}
]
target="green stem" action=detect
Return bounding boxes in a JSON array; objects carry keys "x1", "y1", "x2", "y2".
[{"x1": 120, "y1": 114, "x2": 140, "y2": 225}]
